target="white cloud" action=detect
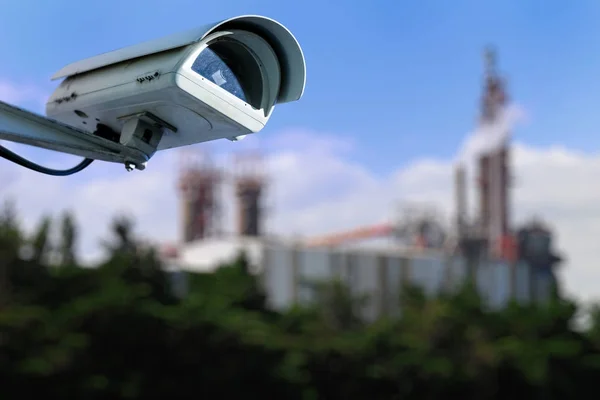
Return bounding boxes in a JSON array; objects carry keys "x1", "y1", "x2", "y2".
[
  {"x1": 2, "y1": 128, "x2": 600, "y2": 304},
  {"x1": 262, "y1": 132, "x2": 600, "y2": 306},
  {"x1": 0, "y1": 151, "x2": 180, "y2": 261},
  {"x1": 456, "y1": 104, "x2": 528, "y2": 163},
  {"x1": 0, "y1": 80, "x2": 598, "y2": 304}
]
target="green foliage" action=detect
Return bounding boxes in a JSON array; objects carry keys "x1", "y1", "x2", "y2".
[
  {"x1": 58, "y1": 211, "x2": 78, "y2": 266},
  {"x1": 1, "y1": 208, "x2": 600, "y2": 399},
  {"x1": 30, "y1": 216, "x2": 52, "y2": 265},
  {"x1": 302, "y1": 277, "x2": 367, "y2": 331}
]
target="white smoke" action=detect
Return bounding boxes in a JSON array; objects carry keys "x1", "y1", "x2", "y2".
[
  {"x1": 456, "y1": 104, "x2": 526, "y2": 164},
  {"x1": 452, "y1": 104, "x2": 527, "y2": 229}
]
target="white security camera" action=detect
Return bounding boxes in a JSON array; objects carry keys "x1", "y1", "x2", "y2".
[{"x1": 18, "y1": 15, "x2": 304, "y2": 171}]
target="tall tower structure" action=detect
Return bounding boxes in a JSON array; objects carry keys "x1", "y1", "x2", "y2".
[
  {"x1": 178, "y1": 148, "x2": 222, "y2": 243},
  {"x1": 477, "y1": 46, "x2": 511, "y2": 257},
  {"x1": 233, "y1": 151, "x2": 265, "y2": 237},
  {"x1": 454, "y1": 163, "x2": 468, "y2": 237}
]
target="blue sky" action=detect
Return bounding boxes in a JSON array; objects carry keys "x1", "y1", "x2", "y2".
[
  {"x1": 5, "y1": 1, "x2": 600, "y2": 300},
  {"x1": 1, "y1": 0, "x2": 600, "y2": 172}
]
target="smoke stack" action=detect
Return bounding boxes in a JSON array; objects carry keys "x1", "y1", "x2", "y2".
[
  {"x1": 236, "y1": 180, "x2": 263, "y2": 237},
  {"x1": 478, "y1": 154, "x2": 490, "y2": 239},
  {"x1": 233, "y1": 151, "x2": 266, "y2": 237},
  {"x1": 479, "y1": 46, "x2": 511, "y2": 256},
  {"x1": 178, "y1": 149, "x2": 222, "y2": 243},
  {"x1": 454, "y1": 164, "x2": 468, "y2": 236},
  {"x1": 488, "y1": 145, "x2": 511, "y2": 257},
  {"x1": 179, "y1": 170, "x2": 221, "y2": 243}
]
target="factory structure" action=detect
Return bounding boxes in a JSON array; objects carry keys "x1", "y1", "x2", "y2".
[{"x1": 161, "y1": 47, "x2": 563, "y2": 319}]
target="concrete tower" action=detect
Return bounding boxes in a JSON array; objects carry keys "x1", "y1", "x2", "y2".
[
  {"x1": 178, "y1": 149, "x2": 222, "y2": 243},
  {"x1": 477, "y1": 46, "x2": 511, "y2": 257},
  {"x1": 233, "y1": 151, "x2": 265, "y2": 237}
]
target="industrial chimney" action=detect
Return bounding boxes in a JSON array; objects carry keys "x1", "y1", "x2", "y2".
[
  {"x1": 236, "y1": 180, "x2": 263, "y2": 236},
  {"x1": 233, "y1": 151, "x2": 265, "y2": 237},
  {"x1": 477, "y1": 46, "x2": 511, "y2": 255},
  {"x1": 454, "y1": 163, "x2": 468, "y2": 236},
  {"x1": 178, "y1": 149, "x2": 222, "y2": 243}
]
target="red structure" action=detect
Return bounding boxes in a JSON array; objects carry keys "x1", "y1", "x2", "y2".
[
  {"x1": 178, "y1": 148, "x2": 222, "y2": 243},
  {"x1": 477, "y1": 47, "x2": 511, "y2": 260},
  {"x1": 304, "y1": 224, "x2": 395, "y2": 248},
  {"x1": 233, "y1": 151, "x2": 266, "y2": 237},
  {"x1": 303, "y1": 206, "x2": 447, "y2": 250}
]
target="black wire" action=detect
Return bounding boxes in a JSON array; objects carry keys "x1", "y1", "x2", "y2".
[{"x1": 0, "y1": 144, "x2": 94, "y2": 176}]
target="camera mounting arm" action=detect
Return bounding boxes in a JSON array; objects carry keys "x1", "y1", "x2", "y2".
[{"x1": 0, "y1": 100, "x2": 149, "y2": 171}]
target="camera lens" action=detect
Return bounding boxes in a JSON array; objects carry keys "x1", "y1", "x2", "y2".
[{"x1": 191, "y1": 40, "x2": 263, "y2": 109}]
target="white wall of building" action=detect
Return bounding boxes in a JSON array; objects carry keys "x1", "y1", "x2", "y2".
[
  {"x1": 177, "y1": 236, "x2": 265, "y2": 274},
  {"x1": 167, "y1": 237, "x2": 552, "y2": 320}
]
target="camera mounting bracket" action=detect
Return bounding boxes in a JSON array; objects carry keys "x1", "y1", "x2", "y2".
[{"x1": 0, "y1": 100, "x2": 149, "y2": 171}]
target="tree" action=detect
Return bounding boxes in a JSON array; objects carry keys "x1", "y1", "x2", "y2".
[
  {"x1": 104, "y1": 215, "x2": 137, "y2": 256},
  {"x1": 5, "y1": 208, "x2": 600, "y2": 399},
  {"x1": 230, "y1": 252, "x2": 268, "y2": 312},
  {"x1": 304, "y1": 278, "x2": 367, "y2": 331},
  {"x1": 30, "y1": 216, "x2": 52, "y2": 265},
  {"x1": 0, "y1": 200, "x2": 22, "y2": 308},
  {"x1": 58, "y1": 211, "x2": 77, "y2": 266}
]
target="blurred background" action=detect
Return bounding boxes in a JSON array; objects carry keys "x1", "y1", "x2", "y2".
[
  {"x1": 2, "y1": 1, "x2": 600, "y2": 398},
  {"x1": 1, "y1": 0, "x2": 598, "y2": 303}
]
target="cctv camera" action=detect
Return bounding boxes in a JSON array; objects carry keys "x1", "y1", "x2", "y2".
[{"x1": 45, "y1": 15, "x2": 306, "y2": 160}]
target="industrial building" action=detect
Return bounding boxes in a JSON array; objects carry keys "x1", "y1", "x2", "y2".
[
  {"x1": 163, "y1": 235, "x2": 556, "y2": 321},
  {"x1": 161, "y1": 47, "x2": 563, "y2": 318}
]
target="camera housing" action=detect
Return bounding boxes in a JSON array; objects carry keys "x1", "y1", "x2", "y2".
[{"x1": 45, "y1": 15, "x2": 306, "y2": 157}]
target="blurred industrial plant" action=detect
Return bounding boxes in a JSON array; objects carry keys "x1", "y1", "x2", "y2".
[{"x1": 160, "y1": 47, "x2": 563, "y2": 320}]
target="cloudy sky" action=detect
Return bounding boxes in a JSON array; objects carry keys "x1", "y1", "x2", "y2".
[{"x1": 2, "y1": 1, "x2": 600, "y2": 303}]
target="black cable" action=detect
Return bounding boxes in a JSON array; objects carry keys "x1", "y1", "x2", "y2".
[{"x1": 0, "y1": 144, "x2": 94, "y2": 176}]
